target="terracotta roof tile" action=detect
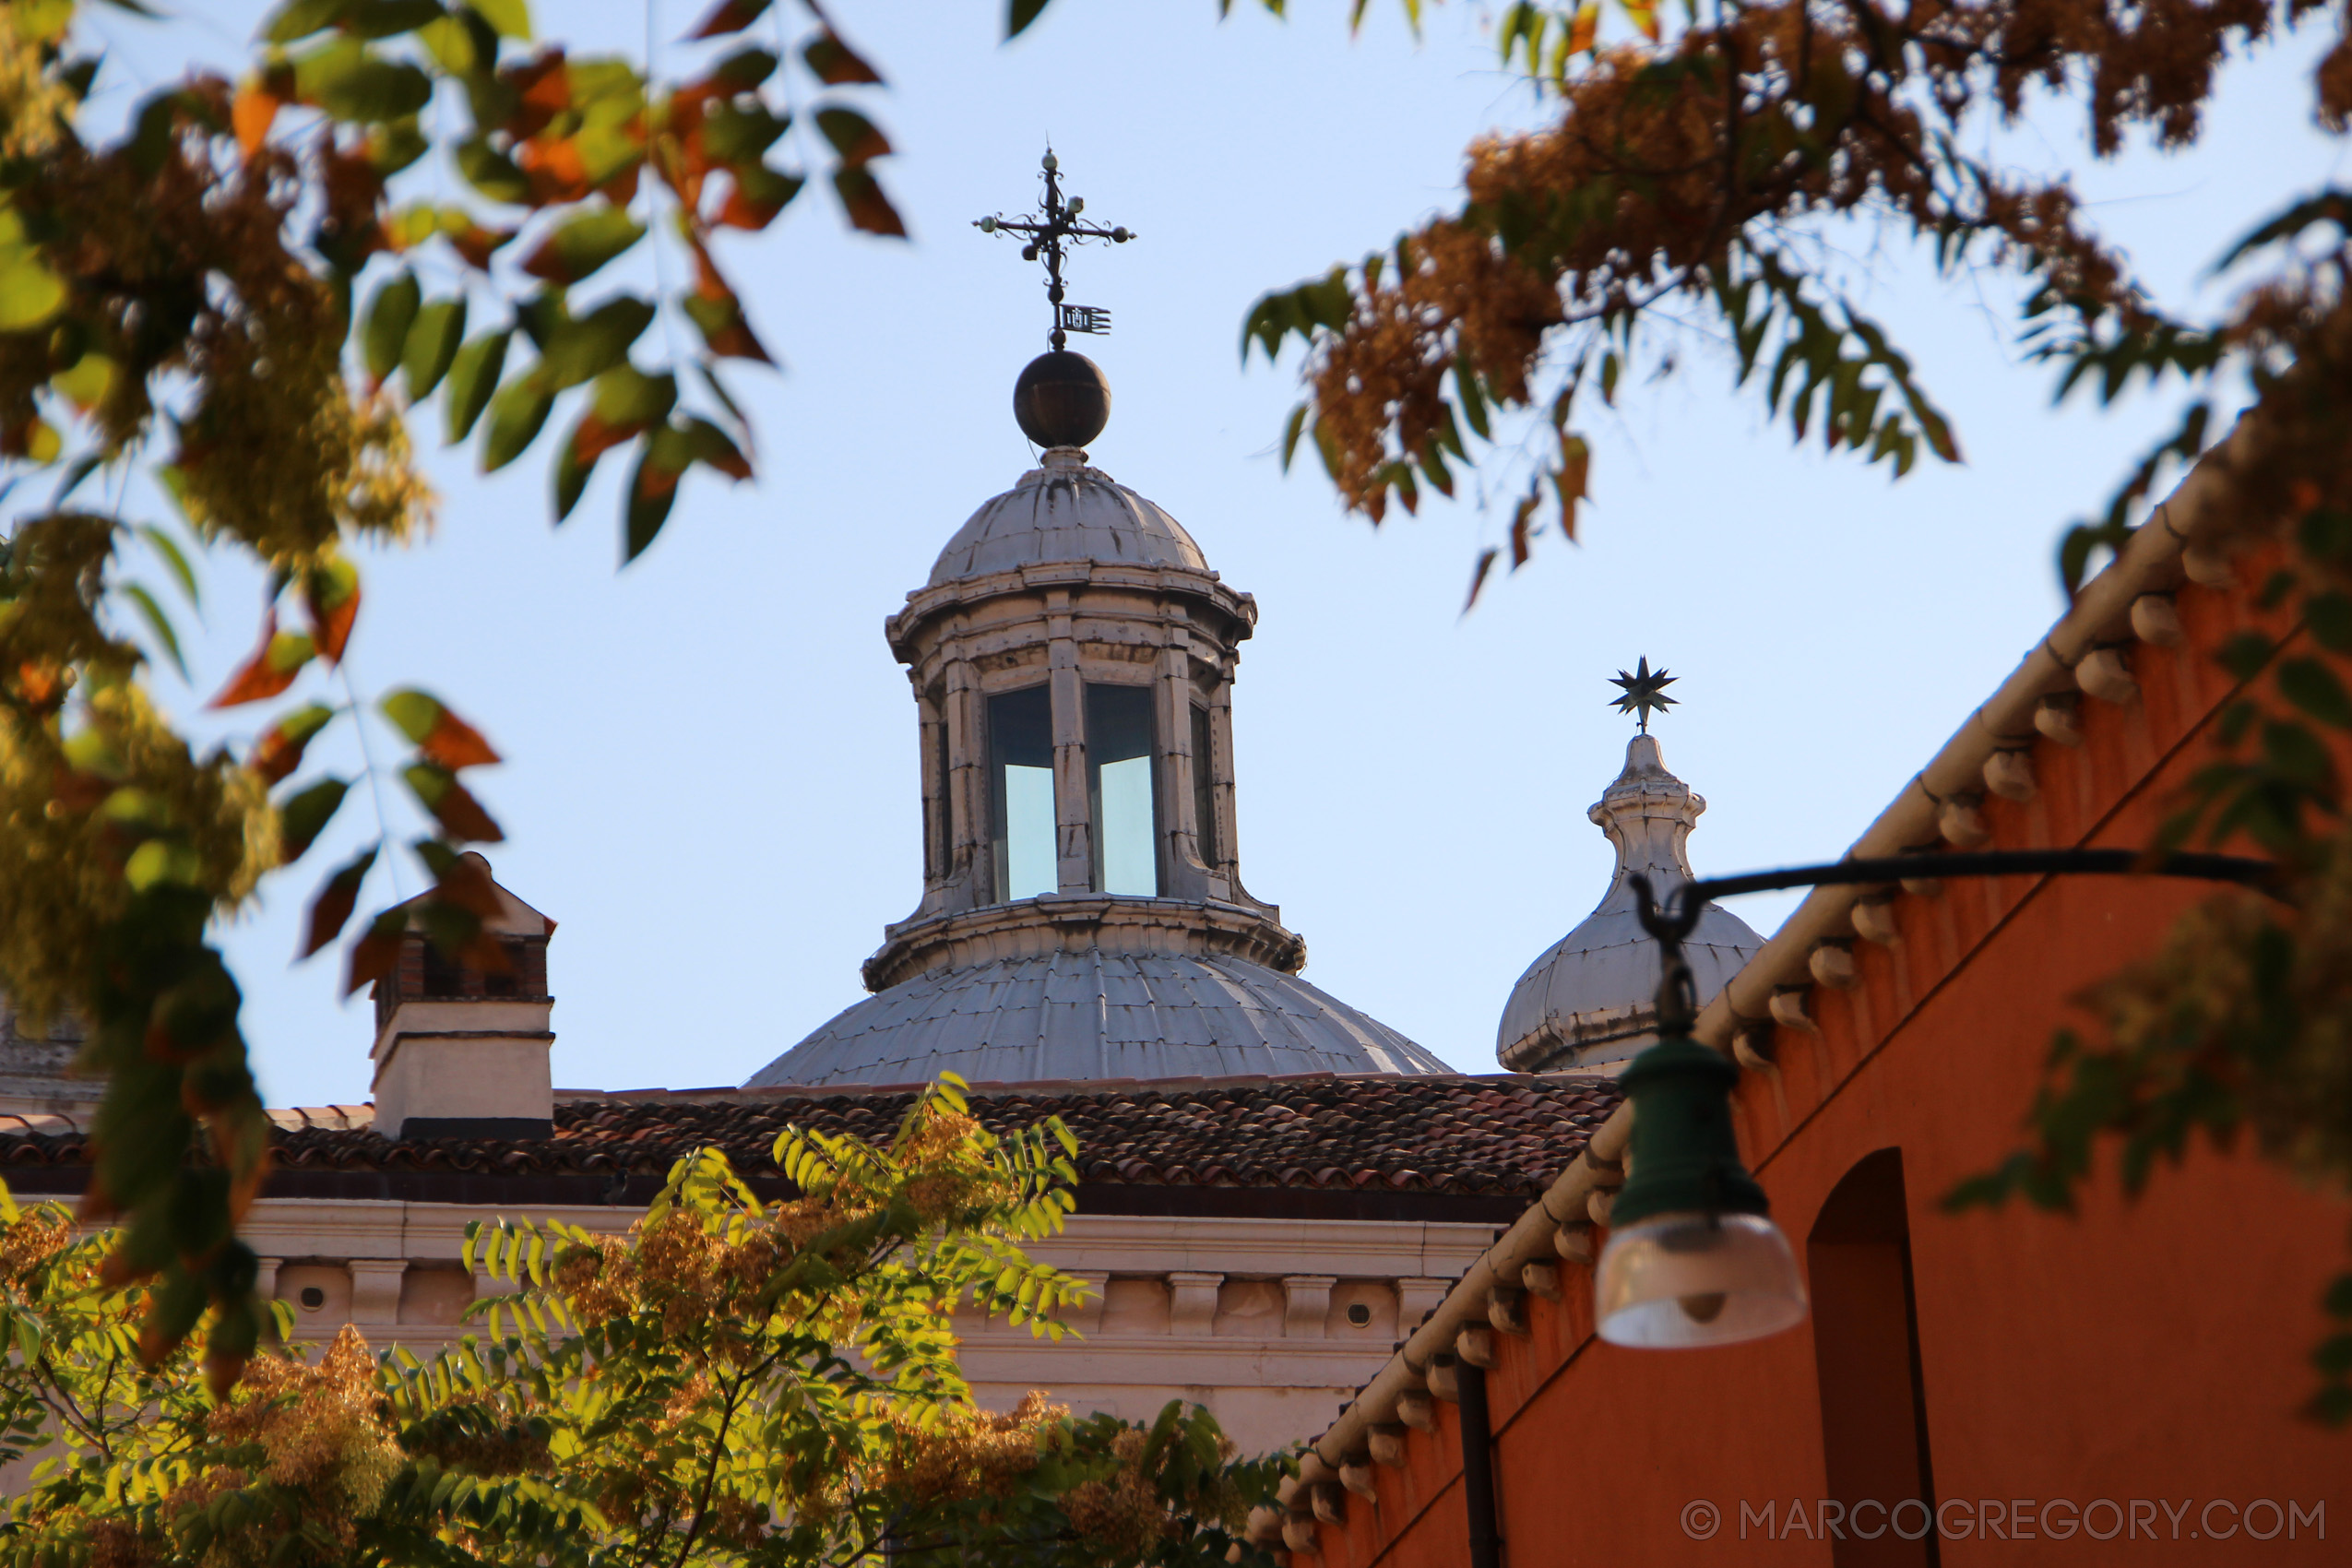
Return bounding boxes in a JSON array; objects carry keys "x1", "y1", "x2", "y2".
[{"x1": 0, "y1": 1074, "x2": 1620, "y2": 1198}]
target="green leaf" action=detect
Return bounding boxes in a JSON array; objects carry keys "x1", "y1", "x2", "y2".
[
  {"x1": 294, "y1": 38, "x2": 434, "y2": 122},
  {"x1": 553, "y1": 432, "x2": 592, "y2": 521},
  {"x1": 416, "y1": 11, "x2": 492, "y2": 73},
  {"x1": 803, "y1": 30, "x2": 881, "y2": 85},
  {"x1": 815, "y1": 107, "x2": 890, "y2": 165},
  {"x1": 703, "y1": 102, "x2": 790, "y2": 163},
  {"x1": 378, "y1": 688, "x2": 445, "y2": 745},
  {"x1": 122, "y1": 583, "x2": 187, "y2": 677},
  {"x1": 520, "y1": 208, "x2": 647, "y2": 285},
  {"x1": 2277, "y1": 658, "x2": 2352, "y2": 730},
  {"x1": 265, "y1": 0, "x2": 356, "y2": 44},
  {"x1": 1008, "y1": 0, "x2": 1052, "y2": 37},
  {"x1": 456, "y1": 137, "x2": 531, "y2": 204},
  {"x1": 1279, "y1": 404, "x2": 1309, "y2": 470},
  {"x1": 444, "y1": 329, "x2": 511, "y2": 442},
  {"x1": 481, "y1": 373, "x2": 553, "y2": 473},
  {"x1": 538, "y1": 295, "x2": 655, "y2": 389},
  {"x1": 137, "y1": 523, "x2": 201, "y2": 608},
  {"x1": 279, "y1": 778, "x2": 350, "y2": 862},
  {"x1": 624, "y1": 426, "x2": 694, "y2": 562},
  {"x1": 557, "y1": 367, "x2": 675, "y2": 520},
  {"x1": 362, "y1": 271, "x2": 422, "y2": 384},
  {"x1": 591, "y1": 363, "x2": 677, "y2": 430},
  {"x1": 350, "y1": 0, "x2": 445, "y2": 40},
  {"x1": 467, "y1": 0, "x2": 532, "y2": 38},
  {"x1": 125, "y1": 838, "x2": 201, "y2": 891},
  {"x1": 402, "y1": 297, "x2": 468, "y2": 398}
]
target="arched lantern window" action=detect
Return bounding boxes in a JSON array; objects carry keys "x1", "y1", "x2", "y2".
[
  {"x1": 1087, "y1": 683, "x2": 1158, "y2": 896},
  {"x1": 987, "y1": 686, "x2": 1055, "y2": 901}
]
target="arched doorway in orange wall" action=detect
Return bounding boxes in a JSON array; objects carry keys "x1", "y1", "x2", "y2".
[{"x1": 1810, "y1": 1147, "x2": 1940, "y2": 1566}]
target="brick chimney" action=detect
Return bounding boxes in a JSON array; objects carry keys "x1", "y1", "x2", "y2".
[{"x1": 368, "y1": 853, "x2": 555, "y2": 1140}]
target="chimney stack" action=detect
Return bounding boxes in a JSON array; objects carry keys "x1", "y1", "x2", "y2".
[{"x1": 368, "y1": 853, "x2": 555, "y2": 1140}]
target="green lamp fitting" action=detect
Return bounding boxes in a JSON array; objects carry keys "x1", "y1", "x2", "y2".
[{"x1": 1608, "y1": 1034, "x2": 1770, "y2": 1230}]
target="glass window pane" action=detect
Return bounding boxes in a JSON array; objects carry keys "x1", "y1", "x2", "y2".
[
  {"x1": 1190, "y1": 702, "x2": 1218, "y2": 868},
  {"x1": 1087, "y1": 683, "x2": 1158, "y2": 896},
  {"x1": 988, "y1": 686, "x2": 1055, "y2": 901}
]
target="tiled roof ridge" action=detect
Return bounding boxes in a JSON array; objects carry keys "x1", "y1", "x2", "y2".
[
  {"x1": 559, "y1": 1069, "x2": 1608, "y2": 1104},
  {"x1": 0, "y1": 1074, "x2": 1623, "y2": 1197}
]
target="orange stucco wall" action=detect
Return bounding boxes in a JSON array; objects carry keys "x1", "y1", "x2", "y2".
[{"x1": 1312, "y1": 559, "x2": 2348, "y2": 1565}]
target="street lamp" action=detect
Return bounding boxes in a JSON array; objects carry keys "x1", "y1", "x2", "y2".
[{"x1": 1593, "y1": 847, "x2": 2282, "y2": 1350}]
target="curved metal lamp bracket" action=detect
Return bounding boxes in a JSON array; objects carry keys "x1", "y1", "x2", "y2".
[{"x1": 1630, "y1": 848, "x2": 2284, "y2": 1037}]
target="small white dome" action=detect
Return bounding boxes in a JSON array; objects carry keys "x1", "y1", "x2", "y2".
[
  {"x1": 1497, "y1": 736, "x2": 1763, "y2": 1073},
  {"x1": 928, "y1": 453, "x2": 1207, "y2": 586}
]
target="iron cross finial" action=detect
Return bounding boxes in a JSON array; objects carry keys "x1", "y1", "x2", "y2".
[
  {"x1": 1609, "y1": 658, "x2": 1679, "y2": 734},
  {"x1": 974, "y1": 148, "x2": 1135, "y2": 350}
]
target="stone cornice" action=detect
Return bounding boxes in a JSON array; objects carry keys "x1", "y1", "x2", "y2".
[
  {"x1": 863, "y1": 893, "x2": 1306, "y2": 991},
  {"x1": 887, "y1": 561, "x2": 1256, "y2": 663}
]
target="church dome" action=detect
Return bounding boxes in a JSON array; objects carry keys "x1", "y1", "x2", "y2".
[
  {"x1": 748, "y1": 949, "x2": 1448, "y2": 1087},
  {"x1": 1497, "y1": 734, "x2": 1763, "y2": 1074},
  {"x1": 754, "y1": 345, "x2": 1448, "y2": 1093},
  {"x1": 927, "y1": 452, "x2": 1209, "y2": 586}
]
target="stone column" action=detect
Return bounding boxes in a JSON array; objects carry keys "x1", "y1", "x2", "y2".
[
  {"x1": 255, "y1": 1256, "x2": 284, "y2": 1304},
  {"x1": 1207, "y1": 681, "x2": 1237, "y2": 879},
  {"x1": 348, "y1": 1260, "x2": 407, "y2": 1329},
  {"x1": 943, "y1": 652, "x2": 980, "y2": 894},
  {"x1": 1282, "y1": 1276, "x2": 1337, "y2": 1338},
  {"x1": 1168, "y1": 1271, "x2": 1223, "y2": 1337},
  {"x1": 1396, "y1": 1277, "x2": 1450, "y2": 1334},
  {"x1": 917, "y1": 693, "x2": 944, "y2": 885},
  {"x1": 1047, "y1": 591, "x2": 1092, "y2": 893}
]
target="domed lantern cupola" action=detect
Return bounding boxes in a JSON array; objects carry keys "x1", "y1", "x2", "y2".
[
  {"x1": 747, "y1": 153, "x2": 1447, "y2": 1088},
  {"x1": 873, "y1": 353, "x2": 1290, "y2": 977},
  {"x1": 1497, "y1": 663, "x2": 1763, "y2": 1074}
]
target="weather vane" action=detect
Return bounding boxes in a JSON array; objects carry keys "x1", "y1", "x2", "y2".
[
  {"x1": 1610, "y1": 658, "x2": 1678, "y2": 733},
  {"x1": 974, "y1": 148, "x2": 1134, "y2": 350}
]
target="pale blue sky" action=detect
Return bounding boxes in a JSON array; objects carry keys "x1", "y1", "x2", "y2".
[{"x1": 74, "y1": 2, "x2": 2347, "y2": 1106}]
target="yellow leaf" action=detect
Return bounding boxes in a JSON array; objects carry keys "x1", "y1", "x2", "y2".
[
  {"x1": 54, "y1": 353, "x2": 114, "y2": 411},
  {"x1": 1620, "y1": 0, "x2": 1660, "y2": 42},
  {"x1": 0, "y1": 252, "x2": 65, "y2": 331}
]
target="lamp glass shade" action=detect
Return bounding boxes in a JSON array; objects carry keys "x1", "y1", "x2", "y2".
[{"x1": 1595, "y1": 1209, "x2": 1808, "y2": 1348}]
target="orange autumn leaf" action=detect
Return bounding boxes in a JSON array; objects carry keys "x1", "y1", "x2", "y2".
[
  {"x1": 303, "y1": 848, "x2": 376, "y2": 960},
  {"x1": 445, "y1": 216, "x2": 518, "y2": 270},
  {"x1": 232, "y1": 85, "x2": 279, "y2": 157},
  {"x1": 304, "y1": 558, "x2": 362, "y2": 664},
  {"x1": 16, "y1": 660, "x2": 64, "y2": 709},
  {"x1": 208, "y1": 617, "x2": 316, "y2": 709},
  {"x1": 517, "y1": 136, "x2": 593, "y2": 203},
  {"x1": 344, "y1": 924, "x2": 403, "y2": 997},
  {"x1": 1568, "y1": 2, "x2": 1599, "y2": 54},
  {"x1": 420, "y1": 708, "x2": 501, "y2": 770},
  {"x1": 405, "y1": 764, "x2": 505, "y2": 843}
]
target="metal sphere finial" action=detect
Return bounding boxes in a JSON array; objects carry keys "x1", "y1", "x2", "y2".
[{"x1": 1014, "y1": 351, "x2": 1111, "y2": 450}]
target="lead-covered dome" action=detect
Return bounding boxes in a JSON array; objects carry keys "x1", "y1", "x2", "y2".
[
  {"x1": 1498, "y1": 735, "x2": 1762, "y2": 1074},
  {"x1": 749, "y1": 950, "x2": 1448, "y2": 1087},
  {"x1": 928, "y1": 451, "x2": 1208, "y2": 586}
]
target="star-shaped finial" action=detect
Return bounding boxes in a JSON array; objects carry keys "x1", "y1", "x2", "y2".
[{"x1": 1609, "y1": 658, "x2": 1678, "y2": 733}]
